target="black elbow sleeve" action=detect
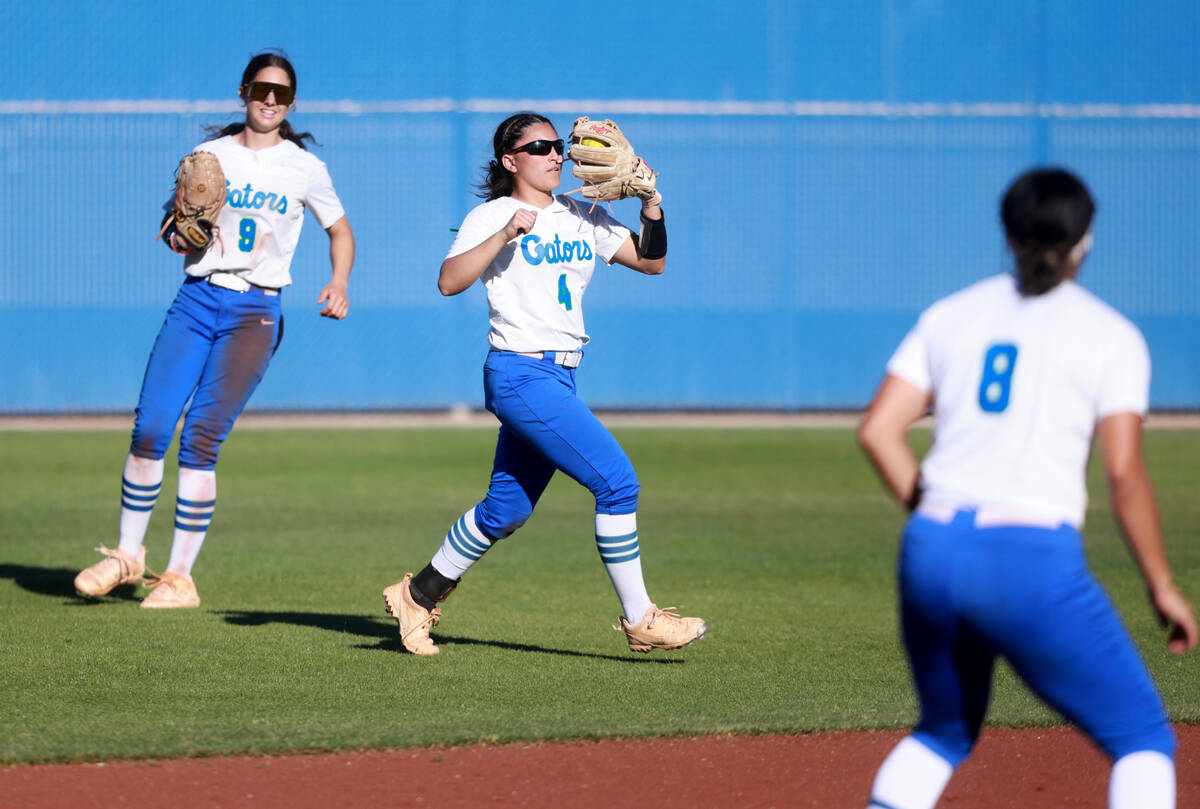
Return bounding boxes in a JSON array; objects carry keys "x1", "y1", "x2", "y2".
[{"x1": 637, "y1": 210, "x2": 667, "y2": 260}]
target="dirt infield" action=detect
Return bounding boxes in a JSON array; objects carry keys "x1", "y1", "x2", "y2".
[{"x1": 2, "y1": 725, "x2": 1196, "y2": 809}]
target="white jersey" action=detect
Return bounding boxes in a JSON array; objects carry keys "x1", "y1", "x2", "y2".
[
  {"x1": 887, "y1": 273, "x2": 1149, "y2": 528},
  {"x1": 445, "y1": 195, "x2": 631, "y2": 352},
  {"x1": 171, "y1": 135, "x2": 345, "y2": 289}
]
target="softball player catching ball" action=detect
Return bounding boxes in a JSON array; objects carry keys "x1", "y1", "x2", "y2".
[
  {"x1": 857, "y1": 168, "x2": 1197, "y2": 809},
  {"x1": 381, "y1": 112, "x2": 706, "y2": 655},
  {"x1": 74, "y1": 51, "x2": 355, "y2": 608}
]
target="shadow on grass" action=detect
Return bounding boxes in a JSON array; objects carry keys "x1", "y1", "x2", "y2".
[
  {"x1": 0, "y1": 563, "x2": 140, "y2": 604},
  {"x1": 215, "y1": 609, "x2": 682, "y2": 664},
  {"x1": 428, "y1": 634, "x2": 682, "y2": 664},
  {"x1": 218, "y1": 609, "x2": 392, "y2": 638}
]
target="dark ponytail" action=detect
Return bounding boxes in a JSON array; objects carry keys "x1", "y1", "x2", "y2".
[
  {"x1": 204, "y1": 50, "x2": 317, "y2": 150},
  {"x1": 475, "y1": 112, "x2": 553, "y2": 200},
  {"x1": 1000, "y1": 168, "x2": 1095, "y2": 296}
]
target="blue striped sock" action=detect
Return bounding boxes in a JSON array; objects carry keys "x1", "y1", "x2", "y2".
[
  {"x1": 431, "y1": 507, "x2": 493, "y2": 579},
  {"x1": 595, "y1": 530, "x2": 640, "y2": 564},
  {"x1": 117, "y1": 455, "x2": 164, "y2": 555},
  {"x1": 174, "y1": 496, "x2": 216, "y2": 532},
  {"x1": 166, "y1": 468, "x2": 216, "y2": 576},
  {"x1": 595, "y1": 512, "x2": 652, "y2": 622},
  {"x1": 121, "y1": 477, "x2": 161, "y2": 513}
]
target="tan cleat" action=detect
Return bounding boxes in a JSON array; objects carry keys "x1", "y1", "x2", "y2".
[
  {"x1": 140, "y1": 572, "x2": 200, "y2": 609},
  {"x1": 75, "y1": 545, "x2": 146, "y2": 597},
  {"x1": 382, "y1": 573, "x2": 442, "y2": 656},
  {"x1": 617, "y1": 604, "x2": 707, "y2": 653}
]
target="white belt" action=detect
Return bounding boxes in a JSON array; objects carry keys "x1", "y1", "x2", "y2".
[
  {"x1": 916, "y1": 499, "x2": 1065, "y2": 530},
  {"x1": 206, "y1": 272, "x2": 252, "y2": 293},
  {"x1": 516, "y1": 350, "x2": 582, "y2": 369}
]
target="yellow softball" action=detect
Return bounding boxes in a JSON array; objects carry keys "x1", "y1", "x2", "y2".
[{"x1": 580, "y1": 137, "x2": 606, "y2": 147}]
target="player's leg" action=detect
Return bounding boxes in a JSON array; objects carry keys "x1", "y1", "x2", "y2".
[
  {"x1": 386, "y1": 403, "x2": 558, "y2": 654},
  {"x1": 74, "y1": 455, "x2": 160, "y2": 597},
  {"x1": 143, "y1": 465, "x2": 216, "y2": 609},
  {"x1": 145, "y1": 287, "x2": 281, "y2": 608},
  {"x1": 76, "y1": 281, "x2": 216, "y2": 597},
  {"x1": 423, "y1": 425, "x2": 556, "y2": 590},
  {"x1": 868, "y1": 512, "x2": 993, "y2": 809},
  {"x1": 485, "y1": 352, "x2": 703, "y2": 649},
  {"x1": 974, "y1": 524, "x2": 1176, "y2": 809},
  {"x1": 117, "y1": 455, "x2": 164, "y2": 555},
  {"x1": 486, "y1": 354, "x2": 649, "y2": 615}
]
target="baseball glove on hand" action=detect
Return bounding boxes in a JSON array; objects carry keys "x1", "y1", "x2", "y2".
[
  {"x1": 567, "y1": 117, "x2": 662, "y2": 207},
  {"x1": 157, "y1": 151, "x2": 226, "y2": 253}
]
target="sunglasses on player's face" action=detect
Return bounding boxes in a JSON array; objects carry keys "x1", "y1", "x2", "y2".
[
  {"x1": 244, "y1": 81, "x2": 295, "y2": 106},
  {"x1": 505, "y1": 139, "x2": 565, "y2": 157}
]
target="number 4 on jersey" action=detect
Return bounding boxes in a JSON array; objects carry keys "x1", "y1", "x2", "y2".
[
  {"x1": 558, "y1": 273, "x2": 573, "y2": 311},
  {"x1": 978, "y1": 343, "x2": 1018, "y2": 413}
]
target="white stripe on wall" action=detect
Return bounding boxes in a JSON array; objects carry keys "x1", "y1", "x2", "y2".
[{"x1": 1, "y1": 99, "x2": 1198, "y2": 119}]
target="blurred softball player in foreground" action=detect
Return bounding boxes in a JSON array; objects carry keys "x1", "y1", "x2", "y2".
[
  {"x1": 74, "y1": 51, "x2": 354, "y2": 608},
  {"x1": 381, "y1": 112, "x2": 706, "y2": 655},
  {"x1": 857, "y1": 168, "x2": 1197, "y2": 809}
]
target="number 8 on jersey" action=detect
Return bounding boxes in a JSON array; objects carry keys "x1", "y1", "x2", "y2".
[{"x1": 978, "y1": 343, "x2": 1018, "y2": 413}]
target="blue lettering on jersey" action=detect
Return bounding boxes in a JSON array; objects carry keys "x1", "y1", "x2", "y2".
[
  {"x1": 520, "y1": 234, "x2": 592, "y2": 265},
  {"x1": 225, "y1": 180, "x2": 288, "y2": 214}
]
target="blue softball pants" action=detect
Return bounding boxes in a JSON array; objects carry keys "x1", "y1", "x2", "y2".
[
  {"x1": 899, "y1": 510, "x2": 1174, "y2": 766},
  {"x1": 471, "y1": 350, "x2": 640, "y2": 540},
  {"x1": 130, "y1": 276, "x2": 282, "y2": 470}
]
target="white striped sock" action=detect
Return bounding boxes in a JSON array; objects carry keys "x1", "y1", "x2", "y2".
[
  {"x1": 118, "y1": 454, "x2": 163, "y2": 556},
  {"x1": 431, "y1": 507, "x2": 493, "y2": 579},
  {"x1": 595, "y1": 512, "x2": 651, "y2": 622},
  {"x1": 167, "y1": 468, "x2": 215, "y2": 576}
]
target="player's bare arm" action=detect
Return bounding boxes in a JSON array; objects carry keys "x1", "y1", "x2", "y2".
[
  {"x1": 318, "y1": 215, "x2": 354, "y2": 319},
  {"x1": 438, "y1": 209, "x2": 537, "y2": 295},
  {"x1": 857, "y1": 374, "x2": 931, "y2": 509},
  {"x1": 1098, "y1": 412, "x2": 1199, "y2": 655},
  {"x1": 612, "y1": 233, "x2": 665, "y2": 275}
]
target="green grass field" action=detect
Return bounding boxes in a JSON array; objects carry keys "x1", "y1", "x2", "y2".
[{"x1": 1, "y1": 426, "x2": 1197, "y2": 764}]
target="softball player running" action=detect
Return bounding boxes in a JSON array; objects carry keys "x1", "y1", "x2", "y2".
[
  {"x1": 74, "y1": 51, "x2": 355, "y2": 608},
  {"x1": 381, "y1": 112, "x2": 706, "y2": 655},
  {"x1": 857, "y1": 168, "x2": 1197, "y2": 809}
]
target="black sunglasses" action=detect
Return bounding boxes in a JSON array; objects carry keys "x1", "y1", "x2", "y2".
[
  {"x1": 505, "y1": 139, "x2": 564, "y2": 157},
  {"x1": 244, "y1": 81, "x2": 295, "y2": 106}
]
